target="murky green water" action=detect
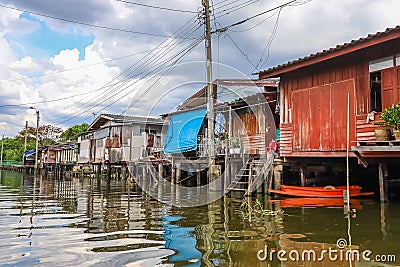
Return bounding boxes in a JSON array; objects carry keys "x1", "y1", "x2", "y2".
[{"x1": 0, "y1": 170, "x2": 399, "y2": 266}]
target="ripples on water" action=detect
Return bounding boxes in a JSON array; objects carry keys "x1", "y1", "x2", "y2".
[{"x1": 0, "y1": 170, "x2": 399, "y2": 267}]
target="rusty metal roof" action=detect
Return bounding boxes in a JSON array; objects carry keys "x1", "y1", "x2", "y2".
[
  {"x1": 260, "y1": 26, "x2": 400, "y2": 77},
  {"x1": 88, "y1": 113, "x2": 163, "y2": 131}
]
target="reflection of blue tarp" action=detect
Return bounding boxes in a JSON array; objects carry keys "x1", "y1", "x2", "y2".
[
  {"x1": 164, "y1": 108, "x2": 206, "y2": 154},
  {"x1": 162, "y1": 215, "x2": 202, "y2": 266},
  {"x1": 24, "y1": 150, "x2": 35, "y2": 156},
  {"x1": 215, "y1": 112, "x2": 226, "y2": 133}
]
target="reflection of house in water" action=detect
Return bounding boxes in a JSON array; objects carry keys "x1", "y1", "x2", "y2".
[{"x1": 162, "y1": 215, "x2": 202, "y2": 266}]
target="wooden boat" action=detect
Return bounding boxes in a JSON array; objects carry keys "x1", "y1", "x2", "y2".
[
  {"x1": 269, "y1": 197, "x2": 362, "y2": 209},
  {"x1": 268, "y1": 185, "x2": 374, "y2": 198}
]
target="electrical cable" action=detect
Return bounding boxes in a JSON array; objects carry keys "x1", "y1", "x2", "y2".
[
  {"x1": 53, "y1": 18, "x2": 203, "y2": 125},
  {"x1": 0, "y1": 4, "x2": 198, "y2": 39},
  {"x1": 116, "y1": 0, "x2": 198, "y2": 14}
]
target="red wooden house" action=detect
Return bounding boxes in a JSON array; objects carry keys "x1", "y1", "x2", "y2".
[
  {"x1": 259, "y1": 26, "x2": 400, "y2": 159},
  {"x1": 259, "y1": 26, "x2": 400, "y2": 199}
]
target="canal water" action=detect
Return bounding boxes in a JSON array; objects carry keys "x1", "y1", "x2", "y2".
[{"x1": 0, "y1": 170, "x2": 399, "y2": 267}]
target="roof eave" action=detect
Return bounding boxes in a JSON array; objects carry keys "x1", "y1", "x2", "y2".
[{"x1": 260, "y1": 27, "x2": 400, "y2": 78}]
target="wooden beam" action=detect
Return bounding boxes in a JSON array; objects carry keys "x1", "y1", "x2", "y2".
[{"x1": 353, "y1": 150, "x2": 368, "y2": 167}]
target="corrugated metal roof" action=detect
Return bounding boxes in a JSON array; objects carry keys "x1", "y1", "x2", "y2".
[{"x1": 260, "y1": 26, "x2": 400, "y2": 77}]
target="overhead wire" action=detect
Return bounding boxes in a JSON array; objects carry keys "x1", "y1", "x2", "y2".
[
  {"x1": 213, "y1": 0, "x2": 300, "y2": 33},
  {"x1": 53, "y1": 15, "x2": 203, "y2": 125},
  {"x1": 50, "y1": 14, "x2": 200, "y2": 117},
  {"x1": 0, "y1": 44, "x2": 185, "y2": 86},
  {"x1": 253, "y1": 7, "x2": 283, "y2": 72},
  {"x1": 68, "y1": 36, "x2": 205, "y2": 124},
  {"x1": 116, "y1": 0, "x2": 198, "y2": 14},
  {"x1": 0, "y1": 37, "x2": 196, "y2": 109},
  {"x1": 53, "y1": 31, "x2": 200, "y2": 124},
  {"x1": 0, "y1": 4, "x2": 198, "y2": 39}
]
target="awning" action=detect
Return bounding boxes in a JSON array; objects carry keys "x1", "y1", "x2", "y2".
[{"x1": 164, "y1": 108, "x2": 206, "y2": 154}]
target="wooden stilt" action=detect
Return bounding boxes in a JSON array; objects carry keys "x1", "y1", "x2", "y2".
[
  {"x1": 273, "y1": 159, "x2": 283, "y2": 190},
  {"x1": 197, "y1": 168, "x2": 201, "y2": 187},
  {"x1": 176, "y1": 163, "x2": 181, "y2": 185},
  {"x1": 378, "y1": 163, "x2": 388, "y2": 202},
  {"x1": 300, "y1": 164, "x2": 306, "y2": 187}
]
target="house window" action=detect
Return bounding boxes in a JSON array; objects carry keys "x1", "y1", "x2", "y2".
[
  {"x1": 141, "y1": 128, "x2": 157, "y2": 134},
  {"x1": 369, "y1": 56, "x2": 393, "y2": 72},
  {"x1": 370, "y1": 72, "x2": 382, "y2": 112}
]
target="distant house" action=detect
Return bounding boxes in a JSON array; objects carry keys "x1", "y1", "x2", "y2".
[
  {"x1": 78, "y1": 114, "x2": 164, "y2": 165},
  {"x1": 41, "y1": 142, "x2": 77, "y2": 166}
]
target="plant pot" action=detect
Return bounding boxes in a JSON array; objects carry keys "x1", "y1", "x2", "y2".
[
  {"x1": 393, "y1": 130, "x2": 400, "y2": 141},
  {"x1": 375, "y1": 129, "x2": 391, "y2": 141}
]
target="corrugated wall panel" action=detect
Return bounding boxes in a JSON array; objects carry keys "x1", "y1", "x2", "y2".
[
  {"x1": 309, "y1": 87, "x2": 320, "y2": 150},
  {"x1": 331, "y1": 80, "x2": 356, "y2": 150},
  {"x1": 292, "y1": 89, "x2": 310, "y2": 151},
  {"x1": 291, "y1": 80, "x2": 355, "y2": 152},
  {"x1": 319, "y1": 85, "x2": 331, "y2": 150}
]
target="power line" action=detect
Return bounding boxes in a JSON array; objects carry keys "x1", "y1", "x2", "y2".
[
  {"x1": 0, "y1": 46, "x2": 175, "y2": 85},
  {"x1": 230, "y1": 9, "x2": 279, "y2": 32},
  {"x1": 254, "y1": 7, "x2": 283, "y2": 72},
  {"x1": 116, "y1": 0, "x2": 198, "y2": 14},
  {"x1": 214, "y1": 0, "x2": 300, "y2": 33},
  {"x1": 223, "y1": 30, "x2": 258, "y2": 70},
  {"x1": 0, "y1": 4, "x2": 198, "y2": 39},
  {"x1": 60, "y1": 36, "x2": 204, "y2": 125},
  {"x1": 52, "y1": 16, "x2": 202, "y2": 125}
]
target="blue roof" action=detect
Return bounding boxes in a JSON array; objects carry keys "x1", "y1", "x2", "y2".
[
  {"x1": 163, "y1": 108, "x2": 206, "y2": 154},
  {"x1": 24, "y1": 150, "x2": 35, "y2": 156}
]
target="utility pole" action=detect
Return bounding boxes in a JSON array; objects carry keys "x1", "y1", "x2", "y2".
[
  {"x1": 23, "y1": 121, "x2": 28, "y2": 164},
  {"x1": 30, "y1": 107, "x2": 40, "y2": 173},
  {"x1": 35, "y1": 110, "x2": 39, "y2": 172},
  {"x1": 203, "y1": 0, "x2": 216, "y2": 181},
  {"x1": 0, "y1": 135, "x2": 4, "y2": 166}
]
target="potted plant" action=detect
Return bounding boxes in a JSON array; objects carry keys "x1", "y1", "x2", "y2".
[
  {"x1": 380, "y1": 103, "x2": 400, "y2": 141},
  {"x1": 230, "y1": 136, "x2": 240, "y2": 154}
]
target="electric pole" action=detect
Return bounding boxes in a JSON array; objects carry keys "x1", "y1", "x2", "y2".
[
  {"x1": 23, "y1": 121, "x2": 28, "y2": 163},
  {"x1": 35, "y1": 110, "x2": 39, "y2": 172},
  {"x1": 203, "y1": 0, "x2": 216, "y2": 181},
  {"x1": 0, "y1": 135, "x2": 4, "y2": 166}
]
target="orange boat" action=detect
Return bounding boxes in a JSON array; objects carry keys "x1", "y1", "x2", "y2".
[{"x1": 268, "y1": 185, "x2": 374, "y2": 198}]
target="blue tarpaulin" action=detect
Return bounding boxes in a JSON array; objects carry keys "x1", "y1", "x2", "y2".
[
  {"x1": 164, "y1": 108, "x2": 206, "y2": 154},
  {"x1": 24, "y1": 150, "x2": 35, "y2": 156}
]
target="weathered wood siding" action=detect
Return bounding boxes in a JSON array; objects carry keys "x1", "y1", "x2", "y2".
[{"x1": 261, "y1": 39, "x2": 400, "y2": 157}]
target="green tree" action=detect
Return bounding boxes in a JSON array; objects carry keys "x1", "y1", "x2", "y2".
[
  {"x1": 60, "y1": 123, "x2": 89, "y2": 141},
  {"x1": 1, "y1": 124, "x2": 63, "y2": 162}
]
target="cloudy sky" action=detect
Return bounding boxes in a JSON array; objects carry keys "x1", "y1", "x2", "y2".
[{"x1": 0, "y1": 0, "x2": 399, "y2": 137}]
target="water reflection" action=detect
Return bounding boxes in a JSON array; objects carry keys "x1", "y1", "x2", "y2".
[{"x1": 0, "y1": 170, "x2": 399, "y2": 266}]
